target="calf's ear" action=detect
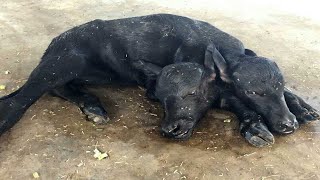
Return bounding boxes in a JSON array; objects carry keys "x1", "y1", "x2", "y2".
[
  {"x1": 131, "y1": 60, "x2": 162, "y2": 78},
  {"x1": 204, "y1": 44, "x2": 232, "y2": 83}
]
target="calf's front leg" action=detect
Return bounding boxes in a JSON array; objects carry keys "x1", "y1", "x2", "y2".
[
  {"x1": 284, "y1": 89, "x2": 319, "y2": 124},
  {"x1": 219, "y1": 91, "x2": 274, "y2": 147}
]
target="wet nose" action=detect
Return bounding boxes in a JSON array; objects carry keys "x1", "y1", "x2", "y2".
[
  {"x1": 278, "y1": 121, "x2": 298, "y2": 134},
  {"x1": 161, "y1": 123, "x2": 180, "y2": 137},
  {"x1": 275, "y1": 116, "x2": 299, "y2": 134},
  {"x1": 161, "y1": 119, "x2": 193, "y2": 139}
]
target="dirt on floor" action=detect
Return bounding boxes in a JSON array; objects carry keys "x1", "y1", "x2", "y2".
[{"x1": 0, "y1": 0, "x2": 320, "y2": 179}]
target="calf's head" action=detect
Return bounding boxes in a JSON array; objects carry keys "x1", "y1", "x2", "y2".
[
  {"x1": 154, "y1": 50, "x2": 221, "y2": 139},
  {"x1": 210, "y1": 46, "x2": 299, "y2": 134}
]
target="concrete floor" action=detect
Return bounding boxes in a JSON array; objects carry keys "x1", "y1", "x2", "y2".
[{"x1": 0, "y1": 0, "x2": 320, "y2": 179}]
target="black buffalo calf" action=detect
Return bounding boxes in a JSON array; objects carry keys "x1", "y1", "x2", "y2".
[{"x1": 0, "y1": 14, "x2": 318, "y2": 147}]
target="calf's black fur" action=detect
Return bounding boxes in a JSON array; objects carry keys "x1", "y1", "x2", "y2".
[{"x1": 0, "y1": 14, "x2": 318, "y2": 147}]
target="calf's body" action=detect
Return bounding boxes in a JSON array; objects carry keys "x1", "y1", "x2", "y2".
[
  {"x1": 0, "y1": 14, "x2": 318, "y2": 147},
  {"x1": 0, "y1": 14, "x2": 244, "y2": 132}
]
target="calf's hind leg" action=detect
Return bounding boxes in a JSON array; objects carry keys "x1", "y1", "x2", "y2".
[
  {"x1": 0, "y1": 53, "x2": 87, "y2": 135},
  {"x1": 50, "y1": 84, "x2": 109, "y2": 124}
]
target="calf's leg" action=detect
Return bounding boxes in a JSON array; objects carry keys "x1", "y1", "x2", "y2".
[
  {"x1": 219, "y1": 91, "x2": 274, "y2": 147},
  {"x1": 50, "y1": 84, "x2": 109, "y2": 124},
  {"x1": 284, "y1": 89, "x2": 319, "y2": 124},
  {"x1": 0, "y1": 53, "x2": 87, "y2": 135}
]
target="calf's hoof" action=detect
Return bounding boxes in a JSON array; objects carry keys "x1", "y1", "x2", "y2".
[
  {"x1": 240, "y1": 121, "x2": 275, "y2": 148},
  {"x1": 82, "y1": 106, "x2": 110, "y2": 125},
  {"x1": 296, "y1": 109, "x2": 319, "y2": 124}
]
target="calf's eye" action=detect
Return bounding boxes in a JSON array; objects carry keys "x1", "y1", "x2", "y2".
[
  {"x1": 245, "y1": 90, "x2": 266, "y2": 97},
  {"x1": 182, "y1": 91, "x2": 196, "y2": 99},
  {"x1": 245, "y1": 90, "x2": 255, "y2": 95}
]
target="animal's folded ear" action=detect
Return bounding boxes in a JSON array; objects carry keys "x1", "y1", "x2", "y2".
[
  {"x1": 131, "y1": 60, "x2": 162, "y2": 78},
  {"x1": 204, "y1": 44, "x2": 232, "y2": 83}
]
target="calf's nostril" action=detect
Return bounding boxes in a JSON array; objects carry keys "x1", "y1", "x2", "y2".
[
  {"x1": 293, "y1": 120, "x2": 299, "y2": 130},
  {"x1": 169, "y1": 124, "x2": 180, "y2": 134},
  {"x1": 278, "y1": 121, "x2": 296, "y2": 133},
  {"x1": 162, "y1": 124, "x2": 180, "y2": 136}
]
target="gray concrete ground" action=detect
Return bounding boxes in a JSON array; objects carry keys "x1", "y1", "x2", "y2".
[{"x1": 0, "y1": 0, "x2": 320, "y2": 179}]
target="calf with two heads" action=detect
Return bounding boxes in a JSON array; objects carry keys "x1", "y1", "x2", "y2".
[{"x1": 0, "y1": 14, "x2": 318, "y2": 147}]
